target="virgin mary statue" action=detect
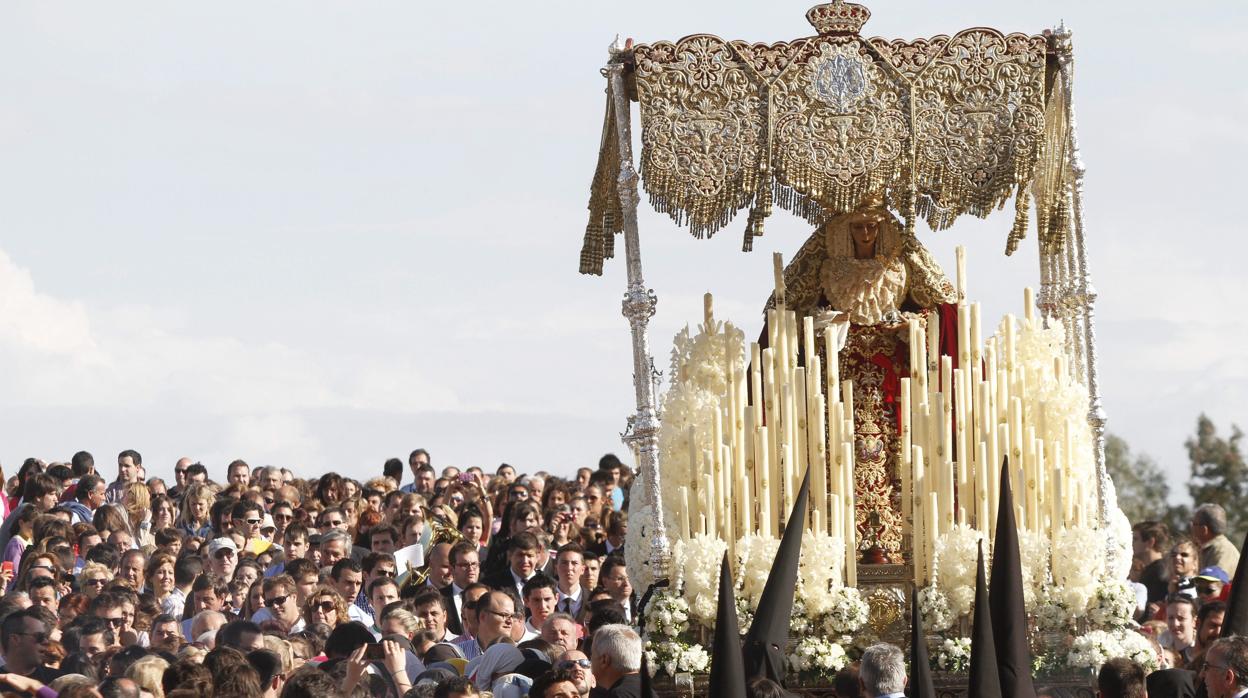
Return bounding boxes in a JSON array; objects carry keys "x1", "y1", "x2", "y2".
[{"x1": 766, "y1": 197, "x2": 957, "y2": 562}]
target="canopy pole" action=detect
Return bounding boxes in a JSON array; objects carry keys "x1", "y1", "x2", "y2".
[
  {"x1": 606, "y1": 40, "x2": 671, "y2": 579},
  {"x1": 1055, "y1": 24, "x2": 1112, "y2": 566}
]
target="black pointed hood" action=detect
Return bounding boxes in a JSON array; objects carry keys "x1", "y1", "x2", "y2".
[
  {"x1": 988, "y1": 458, "x2": 1036, "y2": 698},
  {"x1": 742, "y1": 468, "x2": 810, "y2": 685},
  {"x1": 709, "y1": 554, "x2": 747, "y2": 698},
  {"x1": 906, "y1": 588, "x2": 937, "y2": 698},
  {"x1": 967, "y1": 542, "x2": 1002, "y2": 698}
]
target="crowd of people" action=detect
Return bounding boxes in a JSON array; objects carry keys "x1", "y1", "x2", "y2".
[
  {"x1": 0, "y1": 447, "x2": 1245, "y2": 698},
  {"x1": 1120, "y1": 503, "x2": 1245, "y2": 697},
  {"x1": 0, "y1": 450, "x2": 644, "y2": 698}
]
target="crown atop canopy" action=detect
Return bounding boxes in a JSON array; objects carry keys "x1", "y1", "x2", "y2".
[{"x1": 806, "y1": 0, "x2": 871, "y2": 36}]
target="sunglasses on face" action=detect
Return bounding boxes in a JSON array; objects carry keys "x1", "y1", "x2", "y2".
[
  {"x1": 85, "y1": 578, "x2": 107, "y2": 587},
  {"x1": 243, "y1": 518, "x2": 262, "y2": 525},
  {"x1": 374, "y1": 569, "x2": 396, "y2": 578},
  {"x1": 315, "y1": 600, "x2": 336, "y2": 612},
  {"x1": 214, "y1": 550, "x2": 236, "y2": 559},
  {"x1": 264, "y1": 595, "x2": 289, "y2": 608},
  {"x1": 559, "y1": 659, "x2": 592, "y2": 670},
  {"x1": 105, "y1": 617, "x2": 126, "y2": 627}
]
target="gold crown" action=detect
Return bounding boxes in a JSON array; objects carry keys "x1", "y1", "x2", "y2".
[{"x1": 806, "y1": 1, "x2": 871, "y2": 36}]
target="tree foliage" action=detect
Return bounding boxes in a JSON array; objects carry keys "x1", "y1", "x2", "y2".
[
  {"x1": 1106, "y1": 433, "x2": 1187, "y2": 534},
  {"x1": 1187, "y1": 414, "x2": 1247, "y2": 540}
]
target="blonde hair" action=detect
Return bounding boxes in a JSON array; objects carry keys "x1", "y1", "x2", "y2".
[
  {"x1": 263, "y1": 635, "x2": 297, "y2": 674},
  {"x1": 127, "y1": 655, "x2": 170, "y2": 698}
]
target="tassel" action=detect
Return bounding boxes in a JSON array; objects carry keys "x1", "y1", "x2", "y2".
[{"x1": 1005, "y1": 188, "x2": 1031, "y2": 256}]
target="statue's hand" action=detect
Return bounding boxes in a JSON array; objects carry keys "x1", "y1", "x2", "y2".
[{"x1": 813, "y1": 310, "x2": 847, "y2": 331}]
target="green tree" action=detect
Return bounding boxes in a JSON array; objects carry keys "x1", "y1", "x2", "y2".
[
  {"x1": 1186, "y1": 414, "x2": 1247, "y2": 541},
  {"x1": 1106, "y1": 433, "x2": 1188, "y2": 533}
]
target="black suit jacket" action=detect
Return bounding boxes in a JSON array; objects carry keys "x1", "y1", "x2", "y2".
[
  {"x1": 482, "y1": 569, "x2": 524, "y2": 608},
  {"x1": 441, "y1": 584, "x2": 463, "y2": 636},
  {"x1": 606, "y1": 673, "x2": 655, "y2": 698}
]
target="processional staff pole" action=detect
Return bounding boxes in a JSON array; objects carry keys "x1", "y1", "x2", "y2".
[
  {"x1": 1054, "y1": 24, "x2": 1113, "y2": 569},
  {"x1": 605, "y1": 39, "x2": 671, "y2": 577}
]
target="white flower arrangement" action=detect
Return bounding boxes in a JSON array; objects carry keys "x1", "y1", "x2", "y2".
[
  {"x1": 645, "y1": 590, "x2": 690, "y2": 639},
  {"x1": 1051, "y1": 526, "x2": 1103, "y2": 616},
  {"x1": 1017, "y1": 530, "x2": 1051, "y2": 610},
  {"x1": 932, "y1": 637, "x2": 972, "y2": 673},
  {"x1": 1033, "y1": 585, "x2": 1075, "y2": 632},
  {"x1": 1067, "y1": 629, "x2": 1159, "y2": 674},
  {"x1": 1085, "y1": 579, "x2": 1138, "y2": 630},
  {"x1": 736, "y1": 534, "x2": 781, "y2": 604},
  {"x1": 790, "y1": 598, "x2": 812, "y2": 634},
  {"x1": 671, "y1": 534, "x2": 728, "y2": 626},
  {"x1": 935, "y1": 524, "x2": 986, "y2": 617},
  {"x1": 735, "y1": 594, "x2": 755, "y2": 635},
  {"x1": 798, "y1": 533, "x2": 846, "y2": 615},
  {"x1": 820, "y1": 586, "x2": 870, "y2": 635},
  {"x1": 623, "y1": 500, "x2": 657, "y2": 593},
  {"x1": 656, "y1": 322, "x2": 746, "y2": 538},
  {"x1": 645, "y1": 639, "x2": 711, "y2": 678},
  {"x1": 787, "y1": 636, "x2": 849, "y2": 677},
  {"x1": 917, "y1": 585, "x2": 954, "y2": 632}
]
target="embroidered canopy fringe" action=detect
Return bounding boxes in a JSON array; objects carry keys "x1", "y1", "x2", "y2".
[
  {"x1": 579, "y1": 11, "x2": 1071, "y2": 273},
  {"x1": 579, "y1": 81, "x2": 625, "y2": 276}
]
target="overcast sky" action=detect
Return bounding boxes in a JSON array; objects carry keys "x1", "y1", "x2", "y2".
[{"x1": 0, "y1": 1, "x2": 1243, "y2": 499}]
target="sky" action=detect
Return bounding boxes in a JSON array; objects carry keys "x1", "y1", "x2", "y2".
[{"x1": 0, "y1": 1, "x2": 1244, "y2": 500}]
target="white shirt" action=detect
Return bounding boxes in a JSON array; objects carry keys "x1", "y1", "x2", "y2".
[
  {"x1": 451, "y1": 582, "x2": 466, "y2": 619},
  {"x1": 348, "y1": 603, "x2": 372, "y2": 625},
  {"x1": 556, "y1": 585, "x2": 583, "y2": 617},
  {"x1": 509, "y1": 569, "x2": 533, "y2": 600}
]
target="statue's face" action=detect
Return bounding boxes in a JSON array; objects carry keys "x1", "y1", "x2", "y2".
[{"x1": 849, "y1": 217, "x2": 880, "y2": 253}]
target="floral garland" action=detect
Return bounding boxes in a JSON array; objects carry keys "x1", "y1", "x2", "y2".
[
  {"x1": 1051, "y1": 526, "x2": 1103, "y2": 615},
  {"x1": 1067, "y1": 629, "x2": 1160, "y2": 673},
  {"x1": 671, "y1": 534, "x2": 728, "y2": 625},
  {"x1": 798, "y1": 533, "x2": 846, "y2": 615},
  {"x1": 1033, "y1": 585, "x2": 1076, "y2": 632},
  {"x1": 788, "y1": 637, "x2": 850, "y2": 678},
  {"x1": 645, "y1": 591, "x2": 690, "y2": 639},
  {"x1": 645, "y1": 639, "x2": 711, "y2": 677},
  {"x1": 1017, "y1": 530, "x2": 1051, "y2": 610},
  {"x1": 917, "y1": 585, "x2": 954, "y2": 632},
  {"x1": 1085, "y1": 579, "x2": 1138, "y2": 631},
  {"x1": 820, "y1": 587, "x2": 870, "y2": 635},
  {"x1": 932, "y1": 638, "x2": 972, "y2": 673},
  {"x1": 934, "y1": 524, "x2": 986, "y2": 617},
  {"x1": 623, "y1": 501, "x2": 657, "y2": 593},
  {"x1": 736, "y1": 533, "x2": 781, "y2": 604}
]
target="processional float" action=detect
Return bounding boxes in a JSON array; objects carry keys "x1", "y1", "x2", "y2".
[{"x1": 580, "y1": 0, "x2": 1141, "y2": 685}]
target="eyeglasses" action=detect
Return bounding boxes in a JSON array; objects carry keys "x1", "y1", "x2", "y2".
[
  {"x1": 558, "y1": 659, "x2": 592, "y2": 670},
  {"x1": 85, "y1": 578, "x2": 108, "y2": 587},
  {"x1": 455, "y1": 562, "x2": 480, "y2": 569},
  {"x1": 214, "y1": 550, "x2": 236, "y2": 559},
  {"x1": 175, "y1": 469, "x2": 188, "y2": 475},
  {"x1": 244, "y1": 518, "x2": 262, "y2": 525},
  {"x1": 12, "y1": 631, "x2": 49, "y2": 643},
  {"x1": 104, "y1": 617, "x2": 126, "y2": 627},
  {"x1": 30, "y1": 565, "x2": 54, "y2": 572},
  {"x1": 482, "y1": 608, "x2": 515, "y2": 622},
  {"x1": 315, "y1": 600, "x2": 336, "y2": 612},
  {"x1": 374, "y1": 569, "x2": 396, "y2": 578},
  {"x1": 264, "y1": 595, "x2": 290, "y2": 608}
]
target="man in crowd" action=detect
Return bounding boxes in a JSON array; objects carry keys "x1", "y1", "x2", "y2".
[
  {"x1": 521, "y1": 574, "x2": 559, "y2": 642},
  {"x1": 207, "y1": 537, "x2": 238, "y2": 580},
  {"x1": 1191, "y1": 600, "x2": 1228, "y2": 672},
  {"x1": 1132, "y1": 521, "x2": 1170, "y2": 614},
  {"x1": 0, "y1": 608, "x2": 65, "y2": 691},
  {"x1": 557, "y1": 648, "x2": 595, "y2": 696},
  {"x1": 598, "y1": 557, "x2": 634, "y2": 623},
  {"x1": 261, "y1": 574, "x2": 305, "y2": 633},
  {"x1": 529, "y1": 669, "x2": 582, "y2": 698},
  {"x1": 1202, "y1": 636, "x2": 1248, "y2": 698},
  {"x1": 590, "y1": 624, "x2": 651, "y2": 698},
  {"x1": 445, "y1": 541, "x2": 480, "y2": 635},
  {"x1": 227, "y1": 459, "x2": 251, "y2": 489},
  {"x1": 485, "y1": 532, "x2": 541, "y2": 602},
  {"x1": 168, "y1": 457, "x2": 195, "y2": 499},
  {"x1": 456, "y1": 590, "x2": 516, "y2": 660},
  {"x1": 412, "y1": 589, "x2": 456, "y2": 642},
  {"x1": 425, "y1": 541, "x2": 454, "y2": 590},
  {"x1": 859, "y1": 643, "x2": 907, "y2": 698},
  {"x1": 64, "y1": 473, "x2": 106, "y2": 524},
  {"x1": 554, "y1": 544, "x2": 587, "y2": 618},
  {"x1": 542, "y1": 613, "x2": 580, "y2": 654},
  {"x1": 329, "y1": 559, "x2": 372, "y2": 625},
  {"x1": 1191, "y1": 504, "x2": 1241, "y2": 577},
  {"x1": 401, "y1": 450, "x2": 434, "y2": 495},
  {"x1": 106, "y1": 449, "x2": 143, "y2": 503},
  {"x1": 1096, "y1": 657, "x2": 1146, "y2": 698}
]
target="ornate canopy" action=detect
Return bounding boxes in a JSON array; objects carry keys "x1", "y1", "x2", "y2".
[{"x1": 580, "y1": 1, "x2": 1074, "y2": 275}]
